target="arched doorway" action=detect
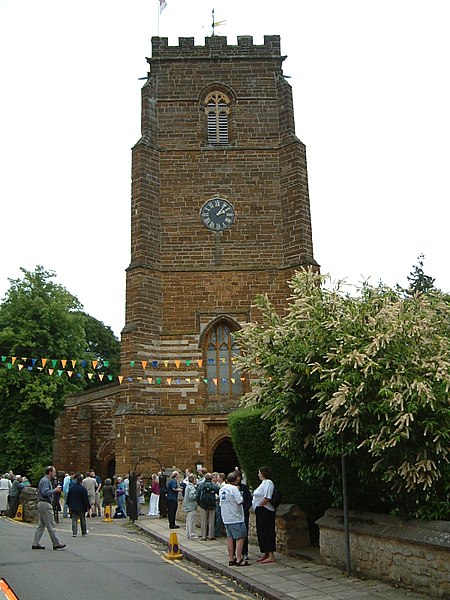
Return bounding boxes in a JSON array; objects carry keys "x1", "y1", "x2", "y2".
[
  {"x1": 107, "y1": 457, "x2": 116, "y2": 480},
  {"x1": 212, "y1": 439, "x2": 239, "y2": 475}
]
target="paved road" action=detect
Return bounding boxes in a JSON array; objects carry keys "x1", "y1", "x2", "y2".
[{"x1": 0, "y1": 517, "x2": 257, "y2": 599}]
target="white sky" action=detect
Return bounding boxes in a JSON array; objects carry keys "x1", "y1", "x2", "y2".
[{"x1": 1, "y1": 0, "x2": 449, "y2": 337}]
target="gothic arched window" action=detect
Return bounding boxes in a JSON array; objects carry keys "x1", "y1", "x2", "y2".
[
  {"x1": 204, "y1": 321, "x2": 242, "y2": 397},
  {"x1": 205, "y1": 91, "x2": 230, "y2": 144}
]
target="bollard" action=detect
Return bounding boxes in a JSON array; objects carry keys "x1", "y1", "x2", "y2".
[
  {"x1": 103, "y1": 505, "x2": 113, "y2": 522},
  {"x1": 13, "y1": 504, "x2": 23, "y2": 521},
  {"x1": 164, "y1": 531, "x2": 183, "y2": 560}
]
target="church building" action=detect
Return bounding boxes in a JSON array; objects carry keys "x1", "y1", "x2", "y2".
[{"x1": 53, "y1": 34, "x2": 318, "y2": 479}]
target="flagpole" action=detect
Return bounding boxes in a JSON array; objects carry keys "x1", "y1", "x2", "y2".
[{"x1": 157, "y1": 0, "x2": 160, "y2": 36}]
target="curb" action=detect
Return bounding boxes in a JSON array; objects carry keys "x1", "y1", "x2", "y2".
[{"x1": 134, "y1": 522, "x2": 292, "y2": 600}]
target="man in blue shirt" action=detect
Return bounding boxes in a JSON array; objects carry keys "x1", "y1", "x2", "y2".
[{"x1": 32, "y1": 466, "x2": 66, "y2": 550}]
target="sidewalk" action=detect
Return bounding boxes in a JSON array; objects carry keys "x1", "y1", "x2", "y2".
[{"x1": 134, "y1": 515, "x2": 431, "y2": 600}]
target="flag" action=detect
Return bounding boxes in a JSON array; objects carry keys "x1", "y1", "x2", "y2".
[{"x1": 159, "y1": 0, "x2": 167, "y2": 13}]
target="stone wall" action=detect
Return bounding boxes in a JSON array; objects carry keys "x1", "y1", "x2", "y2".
[
  {"x1": 19, "y1": 486, "x2": 38, "y2": 523},
  {"x1": 317, "y1": 509, "x2": 450, "y2": 599}
]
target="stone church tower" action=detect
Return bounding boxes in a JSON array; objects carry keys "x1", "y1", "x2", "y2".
[{"x1": 54, "y1": 34, "x2": 317, "y2": 479}]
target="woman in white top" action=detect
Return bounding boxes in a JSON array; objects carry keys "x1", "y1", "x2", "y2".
[{"x1": 252, "y1": 465, "x2": 276, "y2": 564}]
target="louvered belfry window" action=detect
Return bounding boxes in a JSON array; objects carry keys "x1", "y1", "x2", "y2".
[{"x1": 205, "y1": 92, "x2": 230, "y2": 144}]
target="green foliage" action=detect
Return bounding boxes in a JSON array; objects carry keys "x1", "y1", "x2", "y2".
[
  {"x1": 237, "y1": 270, "x2": 450, "y2": 519},
  {"x1": 228, "y1": 406, "x2": 333, "y2": 518},
  {"x1": 406, "y1": 254, "x2": 436, "y2": 294},
  {"x1": 0, "y1": 266, "x2": 120, "y2": 475}
]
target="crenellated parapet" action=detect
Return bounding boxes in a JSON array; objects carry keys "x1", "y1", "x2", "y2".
[{"x1": 149, "y1": 35, "x2": 282, "y2": 62}]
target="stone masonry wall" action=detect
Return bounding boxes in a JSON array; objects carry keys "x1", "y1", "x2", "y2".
[{"x1": 317, "y1": 509, "x2": 450, "y2": 599}]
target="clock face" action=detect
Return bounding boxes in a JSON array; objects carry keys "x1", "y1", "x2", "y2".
[{"x1": 200, "y1": 198, "x2": 235, "y2": 231}]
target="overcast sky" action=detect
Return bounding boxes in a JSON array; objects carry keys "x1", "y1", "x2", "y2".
[{"x1": 1, "y1": 0, "x2": 449, "y2": 337}]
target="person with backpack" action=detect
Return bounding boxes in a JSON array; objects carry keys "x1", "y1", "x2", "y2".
[
  {"x1": 196, "y1": 472, "x2": 219, "y2": 540},
  {"x1": 252, "y1": 465, "x2": 277, "y2": 564}
]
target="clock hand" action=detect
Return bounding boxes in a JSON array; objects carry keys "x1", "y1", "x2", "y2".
[{"x1": 216, "y1": 206, "x2": 227, "y2": 216}]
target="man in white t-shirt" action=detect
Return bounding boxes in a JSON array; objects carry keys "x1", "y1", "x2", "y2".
[{"x1": 219, "y1": 471, "x2": 250, "y2": 566}]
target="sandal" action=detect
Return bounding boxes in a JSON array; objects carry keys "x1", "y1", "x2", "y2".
[
  {"x1": 235, "y1": 558, "x2": 251, "y2": 566},
  {"x1": 228, "y1": 558, "x2": 237, "y2": 566}
]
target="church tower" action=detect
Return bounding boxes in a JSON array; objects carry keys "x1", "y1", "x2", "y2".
[{"x1": 54, "y1": 34, "x2": 317, "y2": 478}]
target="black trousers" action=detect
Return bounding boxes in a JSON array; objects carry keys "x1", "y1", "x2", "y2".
[
  {"x1": 255, "y1": 506, "x2": 276, "y2": 553},
  {"x1": 167, "y1": 499, "x2": 178, "y2": 528}
]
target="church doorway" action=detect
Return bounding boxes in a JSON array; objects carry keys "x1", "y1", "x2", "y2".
[
  {"x1": 212, "y1": 439, "x2": 239, "y2": 476},
  {"x1": 107, "y1": 457, "x2": 116, "y2": 480}
]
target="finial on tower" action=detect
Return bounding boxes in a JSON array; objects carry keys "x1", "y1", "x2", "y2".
[{"x1": 211, "y1": 8, "x2": 226, "y2": 36}]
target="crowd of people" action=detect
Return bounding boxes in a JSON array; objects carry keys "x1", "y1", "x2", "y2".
[
  {"x1": 1, "y1": 464, "x2": 278, "y2": 565},
  {"x1": 165, "y1": 465, "x2": 277, "y2": 567},
  {"x1": 0, "y1": 471, "x2": 31, "y2": 517}
]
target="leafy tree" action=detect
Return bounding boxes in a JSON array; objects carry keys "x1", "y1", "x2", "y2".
[
  {"x1": 0, "y1": 266, "x2": 120, "y2": 475},
  {"x1": 406, "y1": 254, "x2": 435, "y2": 294},
  {"x1": 237, "y1": 270, "x2": 450, "y2": 519}
]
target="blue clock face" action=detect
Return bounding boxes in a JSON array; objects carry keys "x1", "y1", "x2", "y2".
[{"x1": 200, "y1": 198, "x2": 235, "y2": 231}]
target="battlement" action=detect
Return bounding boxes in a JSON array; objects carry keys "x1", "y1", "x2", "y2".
[{"x1": 150, "y1": 35, "x2": 282, "y2": 61}]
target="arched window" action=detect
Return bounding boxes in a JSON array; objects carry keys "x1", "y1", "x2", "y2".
[
  {"x1": 205, "y1": 91, "x2": 230, "y2": 144},
  {"x1": 204, "y1": 321, "x2": 242, "y2": 397}
]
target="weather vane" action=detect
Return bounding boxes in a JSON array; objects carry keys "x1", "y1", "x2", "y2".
[{"x1": 211, "y1": 8, "x2": 226, "y2": 36}]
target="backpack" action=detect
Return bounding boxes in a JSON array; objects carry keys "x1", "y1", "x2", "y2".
[
  {"x1": 270, "y1": 486, "x2": 283, "y2": 509},
  {"x1": 197, "y1": 481, "x2": 217, "y2": 510}
]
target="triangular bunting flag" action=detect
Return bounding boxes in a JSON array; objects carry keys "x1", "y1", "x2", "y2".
[
  {"x1": 18, "y1": 364, "x2": 24, "y2": 371},
  {"x1": 231, "y1": 378, "x2": 236, "y2": 384},
  {"x1": 141, "y1": 360, "x2": 148, "y2": 369},
  {"x1": 156, "y1": 377, "x2": 162, "y2": 385},
  {"x1": 174, "y1": 360, "x2": 180, "y2": 369},
  {"x1": 147, "y1": 377, "x2": 153, "y2": 384},
  {"x1": 213, "y1": 378, "x2": 218, "y2": 386},
  {"x1": 166, "y1": 377, "x2": 172, "y2": 385},
  {"x1": 67, "y1": 371, "x2": 73, "y2": 377},
  {"x1": 103, "y1": 360, "x2": 110, "y2": 367},
  {"x1": 71, "y1": 360, "x2": 77, "y2": 368},
  {"x1": 152, "y1": 360, "x2": 158, "y2": 368},
  {"x1": 98, "y1": 374, "x2": 104, "y2": 381},
  {"x1": 92, "y1": 360, "x2": 99, "y2": 369},
  {"x1": 118, "y1": 375, "x2": 124, "y2": 383},
  {"x1": 130, "y1": 360, "x2": 135, "y2": 367},
  {"x1": 51, "y1": 359, "x2": 57, "y2": 368},
  {"x1": 186, "y1": 360, "x2": 191, "y2": 366},
  {"x1": 88, "y1": 373, "x2": 94, "y2": 380},
  {"x1": 57, "y1": 370, "x2": 63, "y2": 377},
  {"x1": 163, "y1": 360, "x2": 169, "y2": 367},
  {"x1": 31, "y1": 358, "x2": 37, "y2": 367},
  {"x1": 49, "y1": 369, "x2": 54, "y2": 375},
  {"x1": 107, "y1": 375, "x2": 113, "y2": 381},
  {"x1": 12, "y1": 357, "x2": 17, "y2": 365},
  {"x1": 61, "y1": 359, "x2": 67, "y2": 369},
  {"x1": 42, "y1": 358, "x2": 47, "y2": 367}
]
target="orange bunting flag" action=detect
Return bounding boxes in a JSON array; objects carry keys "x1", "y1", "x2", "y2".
[
  {"x1": 118, "y1": 375, "x2": 124, "y2": 384},
  {"x1": 141, "y1": 360, "x2": 148, "y2": 369},
  {"x1": 240, "y1": 377, "x2": 246, "y2": 382},
  {"x1": 147, "y1": 377, "x2": 153, "y2": 384},
  {"x1": 92, "y1": 360, "x2": 98, "y2": 369},
  {"x1": 48, "y1": 369, "x2": 54, "y2": 375},
  {"x1": 12, "y1": 357, "x2": 17, "y2": 365},
  {"x1": 71, "y1": 360, "x2": 77, "y2": 368},
  {"x1": 42, "y1": 358, "x2": 48, "y2": 367},
  {"x1": 61, "y1": 359, "x2": 67, "y2": 369},
  {"x1": 18, "y1": 364, "x2": 24, "y2": 371},
  {"x1": 166, "y1": 377, "x2": 172, "y2": 385},
  {"x1": 88, "y1": 373, "x2": 94, "y2": 380},
  {"x1": 197, "y1": 359, "x2": 203, "y2": 368},
  {"x1": 213, "y1": 378, "x2": 218, "y2": 386},
  {"x1": 67, "y1": 371, "x2": 73, "y2": 377},
  {"x1": 174, "y1": 360, "x2": 180, "y2": 369}
]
